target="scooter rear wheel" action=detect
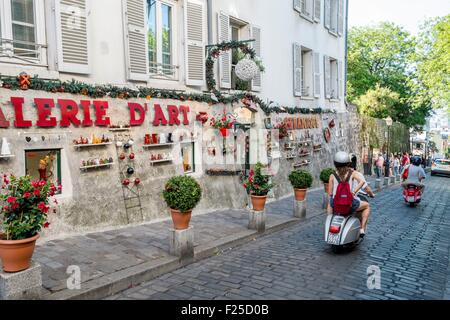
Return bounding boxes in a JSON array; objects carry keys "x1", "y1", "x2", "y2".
[
  {"x1": 409, "y1": 202, "x2": 416, "y2": 207},
  {"x1": 331, "y1": 245, "x2": 343, "y2": 253}
]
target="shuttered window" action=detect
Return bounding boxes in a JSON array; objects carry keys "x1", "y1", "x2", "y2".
[
  {"x1": 250, "y1": 25, "x2": 261, "y2": 91},
  {"x1": 313, "y1": 52, "x2": 321, "y2": 98},
  {"x1": 314, "y1": 0, "x2": 321, "y2": 23},
  {"x1": 217, "y1": 11, "x2": 231, "y2": 89},
  {"x1": 337, "y1": 60, "x2": 343, "y2": 99},
  {"x1": 184, "y1": 0, "x2": 205, "y2": 86},
  {"x1": 325, "y1": 0, "x2": 344, "y2": 37},
  {"x1": 324, "y1": 0, "x2": 331, "y2": 30},
  {"x1": 293, "y1": 43, "x2": 302, "y2": 97},
  {"x1": 324, "y1": 55, "x2": 331, "y2": 99},
  {"x1": 55, "y1": 0, "x2": 90, "y2": 74},
  {"x1": 338, "y1": 0, "x2": 344, "y2": 36},
  {"x1": 122, "y1": 0, "x2": 148, "y2": 81},
  {"x1": 295, "y1": 0, "x2": 314, "y2": 22}
]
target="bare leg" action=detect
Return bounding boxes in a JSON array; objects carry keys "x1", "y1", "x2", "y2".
[{"x1": 357, "y1": 201, "x2": 370, "y2": 232}]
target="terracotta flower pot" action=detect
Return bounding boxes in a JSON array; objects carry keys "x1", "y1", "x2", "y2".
[
  {"x1": 219, "y1": 128, "x2": 229, "y2": 137},
  {"x1": 324, "y1": 183, "x2": 330, "y2": 194},
  {"x1": 294, "y1": 188, "x2": 307, "y2": 201},
  {"x1": 170, "y1": 209, "x2": 192, "y2": 230},
  {"x1": 0, "y1": 233, "x2": 39, "y2": 272},
  {"x1": 251, "y1": 195, "x2": 267, "y2": 211}
]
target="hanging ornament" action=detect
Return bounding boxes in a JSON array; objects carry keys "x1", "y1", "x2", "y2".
[
  {"x1": 329, "y1": 119, "x2": 335, "y2": 129},
  {"x1": 17, "y1": 72, "x2": 31, "y2": 90},
  {"x1": 134, "y1": 178, "x2": 141, "y2": 185},
  {"x1": 235, "y1": 58, "x2": 259, "y2": 81},
  {"x1": 127, "y1": 167, "x2": 135, "y2": 175},
  {"x1": 122, "y1": 179, "x2": 130, "y2": 186},
  {"x1": 324, "y1": 128, "x2": 331, "y2": 143}
]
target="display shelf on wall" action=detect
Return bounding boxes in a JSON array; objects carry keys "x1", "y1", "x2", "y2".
[
  {"x1": 80, "y1": 163, "x2": 114, "y2": 170},
  {"x1": 109, "y1": 128, "x2": 131, "y2": 132},
  {"x1": 205, "y1": 169, "x2": 243, "y2": 176},
  {"x1": 149, "y1": 158, "x2": 173, "y2": 165},
  {"x1": 298, "y1": 140, "x2": 312, "y2": 145},
  {"x1": 298, "y1": 152, "x2": 310, "y2": 157},
  {"x1": 293, "y1": 161, "x2": 311, "y2": 168},
  {"x1": 143, "y1": 143, "x2": 174, "y2": 148},
  {"x1": 0, "y1": 155, "x2": 15, "y2": 159},
  {"x1": 313, "y1": 148, "x2": 322, "y2": 152},
  {"x1": 74, "y1": 142, "x2": 112, "y2": 148}
]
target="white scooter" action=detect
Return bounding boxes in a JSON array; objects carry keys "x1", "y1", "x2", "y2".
[{"x1": 325, "y1": 192, "x2": 372, "y2": 253}]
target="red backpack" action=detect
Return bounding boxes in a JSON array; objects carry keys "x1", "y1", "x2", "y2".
[
  {"x1": 332, "y1": 172, "x2": 354, "y2": 216},
  {"x1": 401, "y1": 165, "x2": 409, "y2": 181}
]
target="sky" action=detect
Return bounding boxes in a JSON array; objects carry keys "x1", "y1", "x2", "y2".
[{"x1": 348, "y1": 0, "x2": 450, "y2": 35}]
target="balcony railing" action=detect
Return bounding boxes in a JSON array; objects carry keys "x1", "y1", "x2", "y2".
[
  {"x1": 0, "y1": 38, "x2": 46, "y2": 65},
  {"x1": 149, "y1": 62, "x2": 179, "y2": 81}
]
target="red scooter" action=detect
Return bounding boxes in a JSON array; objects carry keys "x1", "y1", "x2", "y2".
[{"x1": 402, "y1": 183, "x2": 423, "y2": 207}]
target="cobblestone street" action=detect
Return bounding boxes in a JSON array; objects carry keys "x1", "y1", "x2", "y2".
[{"x1": 108, "y1": 175, "x2": 450, "y2": 300}]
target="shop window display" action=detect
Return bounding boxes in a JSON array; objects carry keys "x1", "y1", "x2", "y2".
[
  {"x1": 181, "y1": 142, "x2": 195, "y2": 173},
  {"x1": 25, "y1": 149, "x2": 61, "y2": 193}
]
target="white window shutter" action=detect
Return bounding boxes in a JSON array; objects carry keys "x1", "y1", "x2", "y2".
[
  {"x1": 250, "y1": 25, "x2": 261, "y2": 92},
  {"x1": 55, "y1": 0, "x2": 90, "y2": 74},
  {"x1": 314, "y1": 0, "x2": 321, "y2": 23},
  {"x1": 185, "y1": 0, "x2": 206, "y2": 86},
  {"x1": 324, "y1": 0, "x2": 331, "y2": 30},
  {"x1": 293, "y1": 0, "x2": 302, "y2": 13},
  {"x1": 313, "y1": 52, "x2": 321, "y2": 98},
  {"x1": 122, "y1": 0, "x2": 148, "y2": 81},
  {"x1": 324, "y1": 55, "x2": 331, "y2": 99},
  {"x1": 338, "y1": 0, "x2": 344, "y2": 36},
  {"x1": 293, "y1": 43, "x2": 302, "y2": 97},
  {"x1": 337, "y1": 60, "x2": 343, "y2": 99},
  {"x1": 217, "y1": 12, "x2": 231, "y2": 89}
]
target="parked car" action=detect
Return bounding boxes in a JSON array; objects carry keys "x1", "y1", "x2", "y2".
[{"x1": 431, "y1": 159, "x2": 450, "y2": 177}]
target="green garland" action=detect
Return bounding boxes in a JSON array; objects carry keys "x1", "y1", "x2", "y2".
[{"x1": 0, "y1": 73, "x2": 334, "y2": 116}]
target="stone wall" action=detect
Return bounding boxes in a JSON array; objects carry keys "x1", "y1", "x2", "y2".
[{"x1": 0, "y1": 89, "x2": 408, "y2": 241}]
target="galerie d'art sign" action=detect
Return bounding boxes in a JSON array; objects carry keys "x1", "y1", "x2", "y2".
[
  {"x1": 283, "y1": 116, "x2": 320, "y2": 130},
  {"x1": 0, "y1": 97, "x2": 191, "y2": 128}
]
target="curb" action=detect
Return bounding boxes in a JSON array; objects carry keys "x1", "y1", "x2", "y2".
[{"x1": 42, "y1": 215, "x2": 308, "y2": 300}]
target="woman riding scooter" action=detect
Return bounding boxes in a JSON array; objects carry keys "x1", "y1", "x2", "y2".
[
  {"x1": 328, "y1": 152, "x2": 370, "y2": 238},
  {"x1": 401, "y1": 155, "x2": 426, "y2": 191}
]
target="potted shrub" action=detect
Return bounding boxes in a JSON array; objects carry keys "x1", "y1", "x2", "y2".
[
  {"x1": 243, "y1": 162, "x2": 274, "y2": 211},
  {"x1": 210, "y1": 112, "x2": 235, "y2": 137},
  {"x1": 163, "y1": 175, "x2": 202, "y2": 230},
  {"x1": 320, "y1": 168, "x2": 335, "y2": 193},
  {"x1": 0, "y1": 175, "x2": 60, "y2": 272},
  {"x1": 288, "y1": 170, "x2": 313, "y2": 201}
]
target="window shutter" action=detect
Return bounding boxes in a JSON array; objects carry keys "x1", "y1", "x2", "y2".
[
  {"x1": 55, "y1": 0, "x2": 90, "y2": 74},
  {"x1": 293, "y1": 43, "x2": 302, "y2": 97},
  {"x1": 293, "y1": 0, "x2": 302, "y2": 13},
  {"x1": 250, "y1": 25, "x2": 261, "y2": 92},
  {"x1": 337, "y1": 60, "x2": 343, "y2": 99},
  {"x1": 122, "y1": 0, "x2": 148, "y2": 81},
  {"x1": 324, "y1": 0, "x2": 331, "y2": 30},
  {"x1": 324, "y1": 55, "x2": 331, "y2": 99},
  {"x1": 314, "y1": 0, "x2": 321, "y2": 22},
  {"x1": 338, "y1": 0, "x2": 344, "y2": 36},
  {"x1": 313, "y1": 52, "x2": 321, "y2": 98},
  {"x1": 185, "y1": 0, "x2": 206, "y2": 86},
  {"x1": 217, "y1": 12, "x2": 231, "y2": 89}
]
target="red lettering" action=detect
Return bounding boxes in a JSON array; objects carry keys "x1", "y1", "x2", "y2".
[
  {"x1": 59, "y1": 99, "x2": 81, "y2": 127},
  {"x1": 179, "y1": 105, "x2": 190, "y2": 125},
  {"x1": 167, "y1": 105, "x2": 180, "y2": 126},
  {"x1": 152, "y1": 104, "x2": 168, "y2": 126},
  {"x1": 0, "y1": 105, "x2": 9, "y2": 128},
  {"x1": 128, "y1": 102, "x2": 146, "y2": 126},
  {"x1": 80, "y1": 100, "x2": 93, "y2": 126},
  {"x1": 35, "y1": 98, "x2": 57, "y2": 127},
  {"x1": 93, "y1": 100, "x2": 110, "y2": 126},
  {"x1": 11, "y1": 97, "x2": 32, "y2": 128}
]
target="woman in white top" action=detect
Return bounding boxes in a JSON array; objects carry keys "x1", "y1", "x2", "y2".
[{"x1": 328, "y1": 152, "x2": 371, "y2": 237}]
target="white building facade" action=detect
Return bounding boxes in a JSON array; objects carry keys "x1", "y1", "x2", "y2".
[{"x1": 0, "y1": 0, "x2": 347, "y2": 110}]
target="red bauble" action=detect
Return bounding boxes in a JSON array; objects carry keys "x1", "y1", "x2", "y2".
[
  {"x1": 122, "y1": 179, "x2": 130, "y2": 186},
  {"x1": 119, "y1": 153, "x2": 126, "y2": 160},
  {"x1": 134, "y1": 178, "x2": 141, "y2": 185},
  {"x1": 129, "y1": 153, "x2": 135, "y2": 160}
]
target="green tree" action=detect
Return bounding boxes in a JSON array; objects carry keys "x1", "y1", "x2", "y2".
[
  {"x1": 347, "y1": 22, "x2": 432, "y2": 128},
  {"x1": 416, "y1": 15, "x2": 450, "y2": 112},
  {"x1": 355, "y1": 85, "x2": 400, "y2": 119}
]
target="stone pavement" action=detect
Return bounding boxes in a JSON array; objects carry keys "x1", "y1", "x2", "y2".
[
  {"x1": 34, "y1": 183, "x2": 325, "y2": 298},
  {"x1": 108, "y1": 174, "x2": 450, "y2": 300}
]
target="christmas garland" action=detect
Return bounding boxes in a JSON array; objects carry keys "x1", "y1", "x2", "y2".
[{"x1": 0, "y1": 73, "x2": 334, "y2": 115}]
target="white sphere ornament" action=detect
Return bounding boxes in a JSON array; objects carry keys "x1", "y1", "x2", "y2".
[{"x1": 235, "y1": 58, "x2": 259, "y2": 81}]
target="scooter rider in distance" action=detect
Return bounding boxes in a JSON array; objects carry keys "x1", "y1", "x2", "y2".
[
  {"x1": 328, "y1": 152, "x2": 370, "y2": 238},
  {"x1": 401, "y1": 155, "x2": 426, "y2": 191}
]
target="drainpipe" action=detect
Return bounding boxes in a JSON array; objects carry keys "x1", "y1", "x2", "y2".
[
  {"x1": 344, "y1": 0, "x2": 349, "y2": 105},
  {"x1": 207, "y1": 0, "x2": 213, "y2": 44}
]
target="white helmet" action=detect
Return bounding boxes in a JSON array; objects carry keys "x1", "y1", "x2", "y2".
[{"x1": 334, "y1": 151, "x2": 350, "y2": 167}]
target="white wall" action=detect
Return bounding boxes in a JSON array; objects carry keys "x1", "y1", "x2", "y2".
[{"x1": 0, "y1": 0, "x2": 347, "y2": 110}]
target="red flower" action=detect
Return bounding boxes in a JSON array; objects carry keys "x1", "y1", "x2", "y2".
[
  {"x1": 58, "y1": 185, "x2": 62, "y2": 191},
  {"x1": 23, "y1": 192, "x2": 31, "y2": 199},
  {"x1": 43, "y1": 222, "x2": 50, "y2": 228},
  {"x1": 34, "y1": 189, "x2": 41, "y2": 196},
  {"x1": 3, "y1": 206, "x2": 9, "y2": 211},
  {"x1": 54, "y1": 199, "x2": 58, "y2": 205},
  {"x1": 32, "y1": 181, "x2": 40, "y2": 188},
  {"x1": 38, "y1": 202, "x2": 46, "y2": 211},
  {"x1": 11, "y1": 203, "x2": 19, "y2": 210},
  {"x1": 39, "y1": 180, "x2": 46, "y2": 187},
  {"x1": 4, "y1": 179, "x2": 9, "y2": 185},
  {"x1": 7, "y1": 196, "x2": 16, "y2": 203},
  {"x1": 243, "y1": 184, "x2": 247, "y2": 189}
]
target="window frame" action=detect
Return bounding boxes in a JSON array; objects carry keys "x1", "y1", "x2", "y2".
[
  {"x1": 300, "y1": 46, "x2": 313, "y2": 98},
  {"x1": 299, "y1": 0, "x2": 314, "y2": 23},
  {"x1": 147, "y1": 0, "x2": 178, "y2": 80},
  {"x1": 0, "y1": 0, "x2": 47, "y2": 65},
  {"x1": 229, "y1": 16, "x2": 251, "y2": 92},
  {"x1": 24, "y1": 148, "x2": 62, "y2": 194},
  {"x1": 328, "y1": 56, "x2": 338, "y2": 100}
]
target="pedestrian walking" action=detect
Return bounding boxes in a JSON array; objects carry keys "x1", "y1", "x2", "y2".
[
  {"x1": 393, "y1": 155, "x2": 400, "y2": 176},
  {"x1": 375, "y1": 153, "x2": 384, "y2": 178}
]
